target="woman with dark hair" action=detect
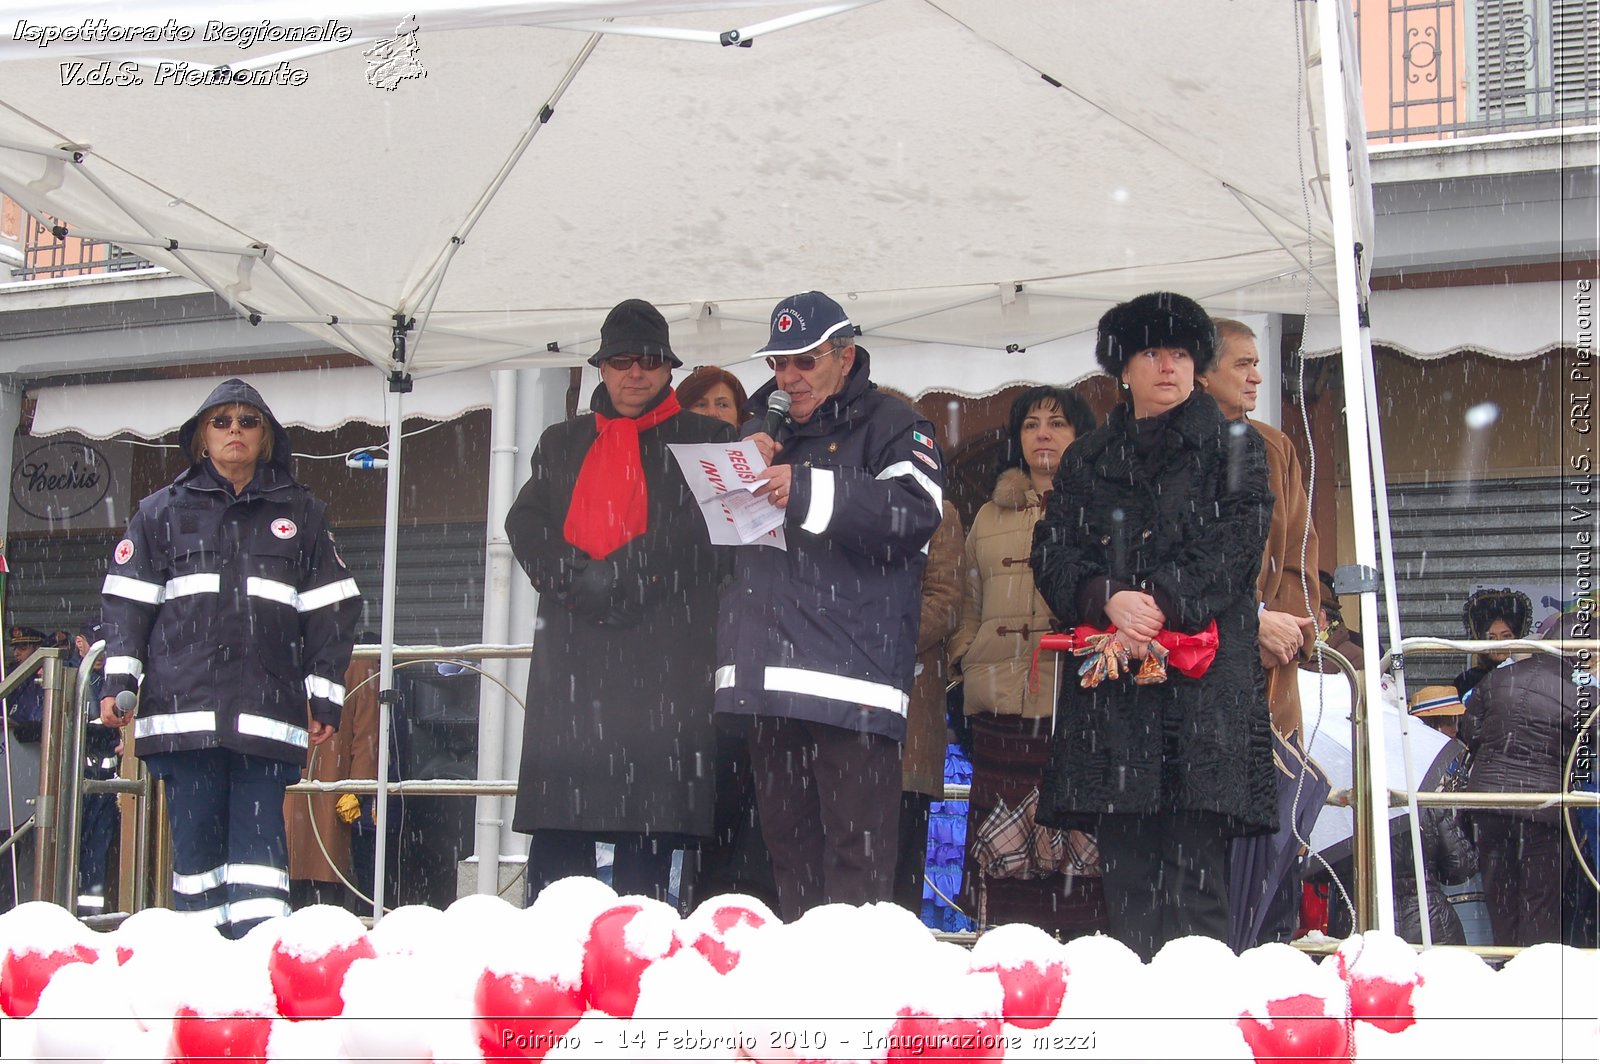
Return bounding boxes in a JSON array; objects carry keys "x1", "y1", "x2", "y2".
[
  {"x1": 947, "y1": 385, "x2": 1102, "y2": 936},
  {"x1": 100, "y1": 378, "x2": 362, "y2": 938},
  {"x1": 1453, "y1": 588, "x2": 1532, "y2": 696},
  {"x1": 1459, "y1": 614, "x2": 1583, "y2": 945},
  {"x1": 676, "y1": 366, "x2": 749, "y2": 429},
  {"x1": 1031, "y1": 292, "x2": 1276, "y2": 959}
]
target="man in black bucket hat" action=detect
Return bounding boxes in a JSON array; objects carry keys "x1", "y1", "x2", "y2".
[{"x1": 507, "y1": 298, "x2": 732, "y2": 909}]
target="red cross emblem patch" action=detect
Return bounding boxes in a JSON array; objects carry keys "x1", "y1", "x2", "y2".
[
  {"x1": 776, "y1": 312, "x2": 794, "y2": 333},
  {"x1": 113, "y1": 539, "x2": 134, "y2": 565},
  {"x1": 271, "y1": 519, "x2": 298, "y2": 540}
]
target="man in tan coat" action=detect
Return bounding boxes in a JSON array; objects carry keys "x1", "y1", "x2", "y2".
[
  {"x1": 1199, "y1": 320, "x2": 1320, "y2": 737},
  {"x1": 1201, "y1": 318, "x2": 1325, "y2": 949}
]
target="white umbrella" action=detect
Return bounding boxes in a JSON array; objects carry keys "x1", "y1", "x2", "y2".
[{"x1": 1298, "y1": 668, "x2": 1460, "y2": 860}]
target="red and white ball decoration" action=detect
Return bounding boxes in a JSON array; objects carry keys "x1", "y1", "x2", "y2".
[{"x1": 0, "y1": 887, "x2": 1594, "y2": 1063}]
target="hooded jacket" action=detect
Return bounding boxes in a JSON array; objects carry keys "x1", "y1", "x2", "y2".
[
  {"x1": 100, "y1": 379, "x2": 361, "y2": 764},
  {"x1": 714, "y1": 348, "x2": 945, "y2": 741}
]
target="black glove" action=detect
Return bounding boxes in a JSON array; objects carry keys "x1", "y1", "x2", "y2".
[
  {"x1": 567, "y1": 558, "x2": 620, "y2": 623},
  {"x1": 596, "y1": 601, "x2": 641, "y2": 630},
  {"x1": 547, "y1": 551, "x2": 590, "y2": 597}
]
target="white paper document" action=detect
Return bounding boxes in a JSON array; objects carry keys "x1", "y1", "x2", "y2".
[{"x1": 668, "y1": 442, "x2": 788, "y2": 549}]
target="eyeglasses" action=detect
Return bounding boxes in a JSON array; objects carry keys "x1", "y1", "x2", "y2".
[
  {"x1": 207, "y1": 414, "x2": 263, "y2": 430},
  {"x1": 601, "y1": 353, "x2": 669, "y2": 372},
  {"x1": 765, "y1": 347, "x2": 836, "y2": 372}
]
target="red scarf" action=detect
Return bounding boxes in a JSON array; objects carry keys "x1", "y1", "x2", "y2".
[{"x1": 563, "y1": 391, "x2": 680, "y2": 559}]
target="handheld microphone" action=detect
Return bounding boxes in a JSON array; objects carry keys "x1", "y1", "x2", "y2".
[
  {"x1": 759, "y1": 391, "x2": 791, "y2": 439},
  {"x1": 115, "y1": 690, "x2": 137, "y2": 716}
]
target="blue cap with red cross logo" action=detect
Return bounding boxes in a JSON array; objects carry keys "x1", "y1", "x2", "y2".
[{"x1": 755, "y1": 291, "x2": 857, "y2": 357}]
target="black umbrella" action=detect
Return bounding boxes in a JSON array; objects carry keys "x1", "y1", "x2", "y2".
[{"x1": 1227, "y1": 729, "x2": 1331, "y2": 952}]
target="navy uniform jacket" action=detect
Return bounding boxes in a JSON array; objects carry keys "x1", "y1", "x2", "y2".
[
  {"x1": 100, "y1": 379, "x2": 360, "y2": 765},
  {"x1": 714, "y1": 348, "x2": 945, "y2": 741}
]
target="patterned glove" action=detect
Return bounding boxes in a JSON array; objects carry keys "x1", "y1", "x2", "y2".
[
  {"x1": 1134, "y1": 641, "x2": 1170, "y2": 685},
  {"x1": 1075, "y1": 633, "x2": 1130, "y2": 689}
]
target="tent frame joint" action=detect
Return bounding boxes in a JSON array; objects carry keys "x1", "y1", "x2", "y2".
[{"x1": 1330, "y1": 563, "x2": 1379, "y2": 595}]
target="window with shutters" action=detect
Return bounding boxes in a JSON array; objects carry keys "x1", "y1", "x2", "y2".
[{"x1": 1467, "y1": 0, "x2": 1598, "y2": 124}]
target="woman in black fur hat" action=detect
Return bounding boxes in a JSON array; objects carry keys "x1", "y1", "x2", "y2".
[
  {"x1": 1030, "y1": 292, "x2": 1276, "y2": 959},
  {"x1": 1453, "y1": 588, "x2": 1532, "y2": 696}
]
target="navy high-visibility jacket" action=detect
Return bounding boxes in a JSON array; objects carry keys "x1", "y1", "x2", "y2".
[
  {"x1": 100, "y1": 379, "x2": 360, "y2": 764},
  {"x1": 714, "y1": 348, "x2": 945, "y2": 741}
]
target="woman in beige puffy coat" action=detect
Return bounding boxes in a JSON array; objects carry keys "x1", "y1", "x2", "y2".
[{"x1": 948, "y1": 385, "x2": 1103, "y2": 937}]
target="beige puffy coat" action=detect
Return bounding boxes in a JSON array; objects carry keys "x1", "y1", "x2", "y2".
[{"x1": 948, "y1": 469, "x2": 1059, "y2": 719}]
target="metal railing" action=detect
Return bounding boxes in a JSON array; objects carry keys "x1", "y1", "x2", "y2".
[
  {"x1": 1, "y1": 644, "x2": 159, "y2": 921},
  {"x1": 11, "y1": 637, "x2": 1596, "y2": 956},
  {"x1": 8, "y1": 210, "x2": 155, "y2": 281},
  {"x1": 1355, "y1": 0, "x2": 1599, "y2": 143}
]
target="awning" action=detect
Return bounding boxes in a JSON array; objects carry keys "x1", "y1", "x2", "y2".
[
  {"x1": 1302, "y1": 281, "x2": 1570, "y2": 360},
  {"x1": 28, "y1": 366, "x2": 492, "y2": 439}
]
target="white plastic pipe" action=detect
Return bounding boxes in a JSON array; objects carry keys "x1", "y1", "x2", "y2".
[
  {"x1": 473, "y1": 369, "x2": 520, "y2": 894},
  {"x1": 371, "y1": 373, "x2": 404, "y2": 925}
]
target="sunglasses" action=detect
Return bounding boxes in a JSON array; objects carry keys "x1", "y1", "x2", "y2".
[
  {"x1": 601, "y1": 353, "x2": 669, "y2": 372},
  {"x1": 764, "y1": 348, "x2": 835, "y2": 372},
  {"x1": 208, "y1": 414, "x2": 263, "y2": 430}
]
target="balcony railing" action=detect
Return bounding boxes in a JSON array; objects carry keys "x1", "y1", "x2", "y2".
[
  {"x1": 9, "y1": 209, "x2": 154, "y2": 281},
  {"x1": 1356, "y1": 0, "x2": 1598, "y2": 143}
]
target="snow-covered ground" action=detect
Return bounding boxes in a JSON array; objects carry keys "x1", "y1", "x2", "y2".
[{"x1": 0, "y1": 880, "x2": 1595, "y2": 1062}]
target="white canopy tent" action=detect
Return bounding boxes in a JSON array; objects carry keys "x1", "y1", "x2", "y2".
[{"x1": 0, "y1": 0, "x2": 1403, "y2": 927}]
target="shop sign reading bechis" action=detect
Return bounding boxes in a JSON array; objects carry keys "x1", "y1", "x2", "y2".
[{"x1": 8, "y1": 438, "x2": 124, "y2": 527}]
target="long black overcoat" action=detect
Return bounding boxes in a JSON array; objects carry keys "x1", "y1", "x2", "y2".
[
  {"x1": 506, "y1": 386, "x2": 733, "y2": 837},
  {"x1": 1030, "y1": 392, "x2": 1279, "y2": 837}
]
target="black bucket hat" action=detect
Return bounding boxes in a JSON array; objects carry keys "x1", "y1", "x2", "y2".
[{"x1": 588, "y1": 299, "x2": 682, "y2": 368}]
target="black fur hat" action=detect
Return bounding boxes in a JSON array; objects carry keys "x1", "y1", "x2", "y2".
[
  {"x1": 1462, "y1": 588, "x2": 1533, "y2": 640},
  {"x1": 1094, "y1": 291, "x2": 1217, "y2": 378}
]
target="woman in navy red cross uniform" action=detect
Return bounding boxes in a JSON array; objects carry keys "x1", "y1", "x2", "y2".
[{"x1": 100, "y1": 378, "x2": 360, "y2": 938}]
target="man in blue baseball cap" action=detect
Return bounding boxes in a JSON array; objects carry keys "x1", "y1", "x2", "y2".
[{"x1": 714, "y1": 291, "x2": 946, "y2": 920}]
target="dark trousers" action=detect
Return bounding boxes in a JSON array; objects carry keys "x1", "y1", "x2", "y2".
[
  {"x1": 894, "y1": 791, "x2": 932, "y2": 914},
  {"x1": 1475, "y1": 812, "x2": 1565, "y2": 946},
  {"x1": 290, "y1": 879, "x2": 358, "y2": 913},
  {"x1": 525, "y1": 829, "x2": 678, "y2": 908},
  {"x1": 695, "y1": 733, "x2": 780, "y2": 912},
  {"x1": 748, "y1": 715, "x2": 901, "y2": 922},
  {"x1": 77, "y1": 790, "x2": 118, "y2": 915},
  {"x1": 1097, "y1": 810, "x2": 1231, "y2": 962},
  {"x1": 143, "y1": 749, "x2": 300, "y2": 940}
]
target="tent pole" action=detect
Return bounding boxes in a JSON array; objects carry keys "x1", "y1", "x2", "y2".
[
  {"x1": 1316, "y1": 0, "x2": 1395, "y2": 933},
  {"x1": 371, "y1": 328, "x2": 411, "y2": 926},
  {"x1": 1357, "y1": 266, "x2": 1434, "y2": 944},
  {"x1": 474, "y1": 370, "x2": 519, "y2": 895}
]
